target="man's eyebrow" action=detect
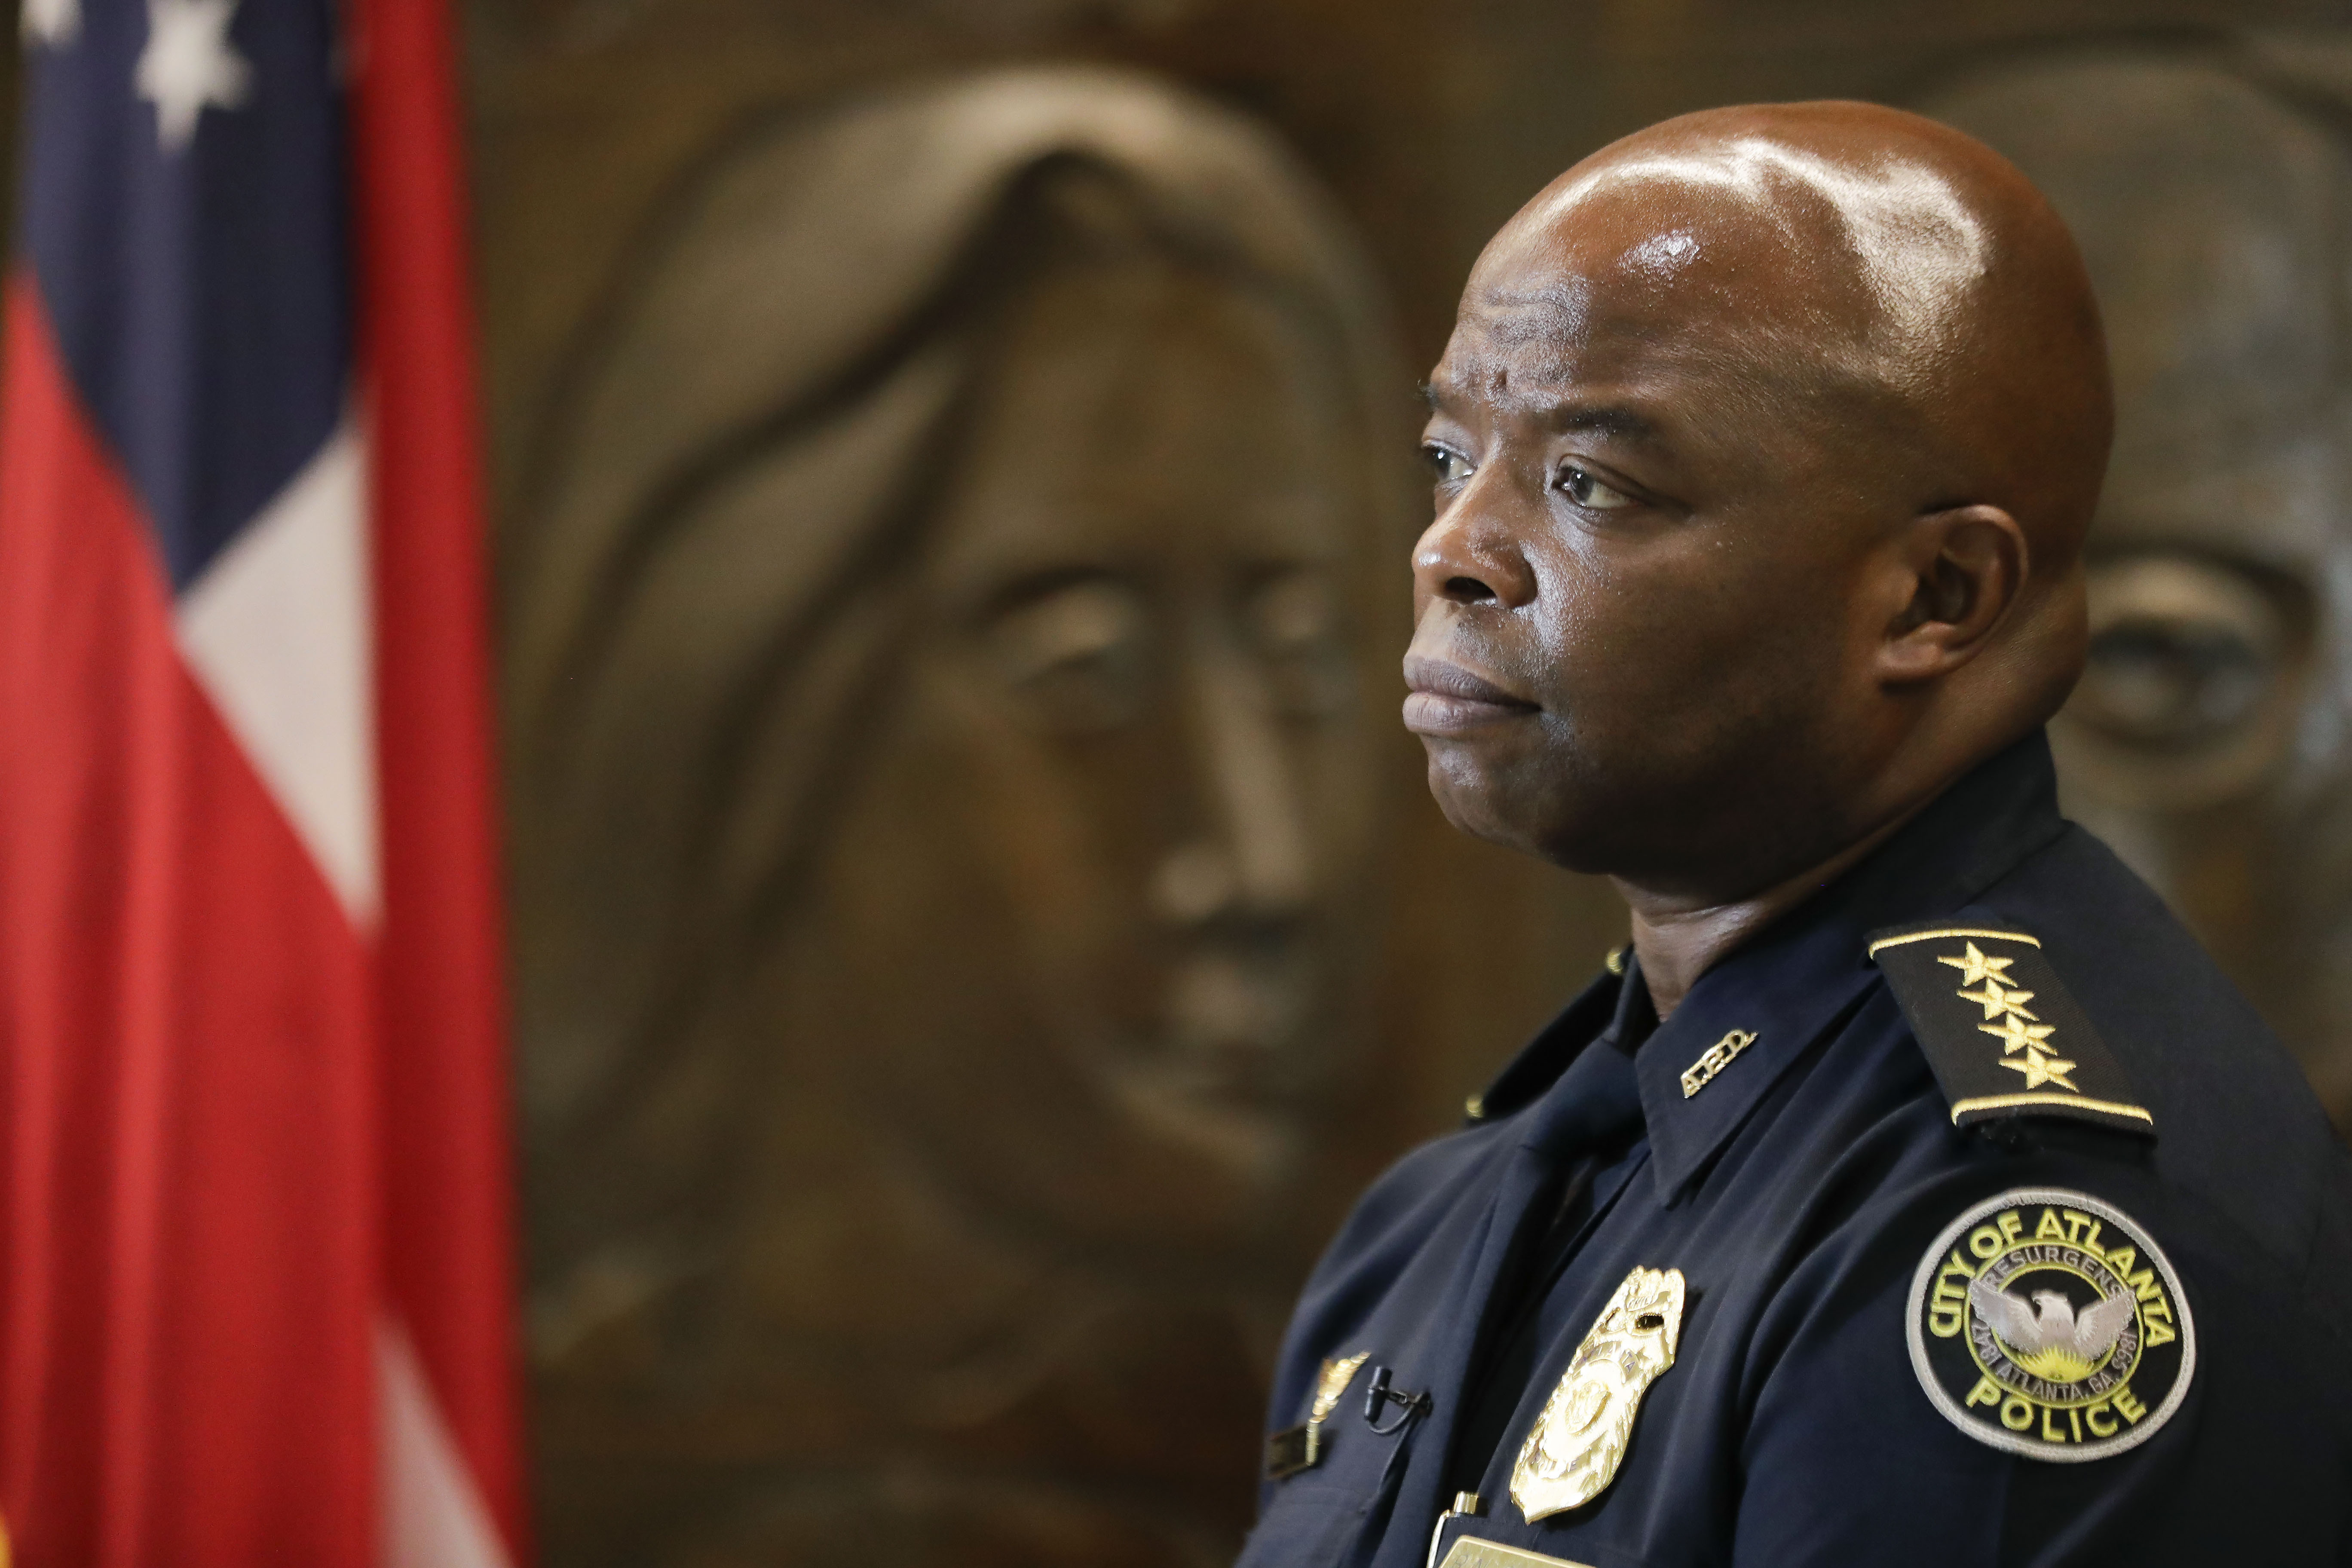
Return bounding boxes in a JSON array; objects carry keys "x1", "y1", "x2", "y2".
[
  {"x1": 1417, "y1": 382, "x2": 1666, "y2": 444},
  {"x1": 1550, "y1": 404, "x2": 1661, "y2": 442}
]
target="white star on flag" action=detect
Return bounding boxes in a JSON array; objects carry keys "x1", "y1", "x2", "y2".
[
  {"x1": 21, "y1": 0, "x2": 80, "y2": 48},
  {"x1": 136, "y1": 0, "x2": 251, "y2": 153}
]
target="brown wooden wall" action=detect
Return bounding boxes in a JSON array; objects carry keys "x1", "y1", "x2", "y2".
[{"x1": 458, "y1": 4, "x2": 2352, "y2": 1564}]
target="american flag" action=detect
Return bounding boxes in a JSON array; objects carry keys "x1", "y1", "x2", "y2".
[{"x1": 0, "y1": 0, "x2": 528, "y2": 1562}]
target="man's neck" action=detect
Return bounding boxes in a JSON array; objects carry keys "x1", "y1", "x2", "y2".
[{"x1": 1613, "y1": 808, "x2": 1918, "y2": 1020}]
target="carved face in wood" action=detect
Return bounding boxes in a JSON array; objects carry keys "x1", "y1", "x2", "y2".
[
  {"x1": 510, "y1": 72, "x2": 1409, "y2": 1566},
  {"x1": 513, "y1": 84, "x2": 1409, "y2": 1356},
  {"x1": 1924, "y1": 54, "x2": 2352, "y2": 1125},
  {"x1": 808, "y1": 250, "x2": 1383, "y2": 1252}
]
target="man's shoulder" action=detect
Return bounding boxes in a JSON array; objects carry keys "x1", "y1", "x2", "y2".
[
  {"x1": 1310, "y1": 1118, "x2": 1508, "y2": 1283},
  {"x1": 1966, "y1": 821, "x2": 2352, "y2": 1284},
  {"x1": 1262, "y1": 1118, "x2": 1511, "y2": 1440},
  {"x1": 1769, "y1": 825, "x2": 2352, "y2": 1482}
]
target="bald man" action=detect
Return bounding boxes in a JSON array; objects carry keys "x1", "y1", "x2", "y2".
[{"x1": 1240, "y1": 103, "x2": 2352, "y2": 1567}]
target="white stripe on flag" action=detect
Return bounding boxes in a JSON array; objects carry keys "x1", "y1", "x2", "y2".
[
  {"x1": 377, "y1": 1316, "x2": 512, "y2": 1568},
  {"x1": 175, "y1": 413, "x2": 380, "y2": 925}
]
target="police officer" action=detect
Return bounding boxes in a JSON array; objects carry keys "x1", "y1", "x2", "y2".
[{"x1": 1239, "y1": 102, "x2": 2352, "y2": 1567}]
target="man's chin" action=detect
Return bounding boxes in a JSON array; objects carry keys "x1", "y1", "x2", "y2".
[
  {"x1": 1422, "y1": 753, "x2": 1583, "y2": 865},
  {"x1": 1425, "y1": 743, "x2": 1663, "y2": 876}
]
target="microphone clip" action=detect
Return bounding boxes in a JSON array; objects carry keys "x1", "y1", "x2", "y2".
[{"x1": 1363, "y1": 1364, "x2": 1433, "y2": 1435}]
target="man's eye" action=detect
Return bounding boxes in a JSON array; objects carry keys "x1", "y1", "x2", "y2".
[
  {"x1": 1422, "y1": 444, "x2": 1474, "y2": 486},
  {"x1": 1559, "y1": 464, "x2": 1637, "y2": 510}
]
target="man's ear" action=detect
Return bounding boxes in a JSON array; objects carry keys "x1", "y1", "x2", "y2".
[{"x1": 1875, "y1": 504, "x2": 2027, "y2": 685}]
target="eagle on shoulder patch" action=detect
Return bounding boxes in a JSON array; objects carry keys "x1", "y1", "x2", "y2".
[{"x1": 1968, "y1": 1274, "x2": 2136, "y2": 1382}]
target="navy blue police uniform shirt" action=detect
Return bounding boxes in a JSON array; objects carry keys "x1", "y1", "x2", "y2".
[{"x1": 1239, "y1": 731, "x2": 2352, "y2": 1568}]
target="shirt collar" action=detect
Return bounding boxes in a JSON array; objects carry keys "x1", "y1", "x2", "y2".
[
  {"x1": 1637, "y1": 729, "x2": 2068, "y2": 1193},
  {"x1": 1475, "y1": 729, "x2": 2070, "y2": 1193}
]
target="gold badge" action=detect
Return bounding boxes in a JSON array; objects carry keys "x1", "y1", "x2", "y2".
[
  {"x1": 1510, "y1": 1267, "x2": 1685, "y2": 1521},
  {"x1": 1266, "y1": 1350, "x2": 1370, "y2": 1479}
]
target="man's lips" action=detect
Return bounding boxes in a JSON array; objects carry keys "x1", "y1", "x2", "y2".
[{"x1": 1401, "y1": 655, "x2": 1540, "y2": 735}]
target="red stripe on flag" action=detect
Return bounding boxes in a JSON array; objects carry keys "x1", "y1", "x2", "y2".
[
  {"x1": 0, "y1": 275, "x2": 378, "y2": 1565},
  {"x1": 350, "y1": 0, "x2": 532, "y2": 1555}
]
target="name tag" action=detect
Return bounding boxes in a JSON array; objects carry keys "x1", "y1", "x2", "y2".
[
  {"x1": 1430, "y1": 1532, "x2": 1599, "y2": 1568},
  {"x1": 1438, "y1": 1538, "x2": 1596, "y2": 1568}
]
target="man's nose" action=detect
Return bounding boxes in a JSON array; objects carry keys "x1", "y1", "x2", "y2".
[
  {"x1": 1411, "y1": 476, "x2": 1538, "y2": 610},
  {"x1": 1150, "y1": 635, "x2": 1314, "y2": 928}
]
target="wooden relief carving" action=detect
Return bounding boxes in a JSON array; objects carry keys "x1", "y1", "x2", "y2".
[
  {"x1": 502, "y1": 67, "x2": 1412, "y2": 1567},
  {"x1": 1923, "y1": 46, "x2": 2352, "y2": 1126}
]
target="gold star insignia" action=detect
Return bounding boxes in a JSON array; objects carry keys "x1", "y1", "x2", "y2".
[
  {"x1": 1955, "y1": 977, "x2": 2037, "y2": 1020},
  {"x1": 1999, "y1": 1045, "x2": 2079, "y2": 1092},
  {"x1": 1937, "y1": 941, "x2": 2016, "y2": 989},
  {"x1": 1978, "y1": 1013, "x2": 2055, "y2": 1055}
]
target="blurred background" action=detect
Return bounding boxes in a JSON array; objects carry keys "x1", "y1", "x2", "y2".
[{"x1": 23, "y1": 1, "x2": 2352, "y2": 1564}]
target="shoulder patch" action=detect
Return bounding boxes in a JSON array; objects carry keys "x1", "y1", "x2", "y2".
[
  {"x1": 1907, "y1": 1187, "x2": 2195, "y2": 1461},
  {"x1": 1868, "y1": 923, "x2": 2154, "y2": 1136}
]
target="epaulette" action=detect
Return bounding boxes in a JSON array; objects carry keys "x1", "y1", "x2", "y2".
[{"x1": 1868, "y1": 922, "x2": 2155, "y2": 1138}]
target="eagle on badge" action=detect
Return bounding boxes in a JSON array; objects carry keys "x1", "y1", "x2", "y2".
[{"x1": 1968, "y1": 1274, "x2": 2135, "y2": 1382}]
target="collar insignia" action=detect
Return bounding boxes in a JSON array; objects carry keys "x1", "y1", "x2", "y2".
[
  {"x1": 1265, "y1": 1350, "x2": 1369, "y2": 1479},
  {"x1": 1908, "y1": 1187, "x2": 2194, "y2": 1460},
  {"x1": 1868, "y1": 925, "x2": 2154, "y2": 1136},
  {"x1": 1510, "y1": 1267, "x2": 1685, "y2": 1521},
  {"x1": 1678, "y1": 1029, "x2": 1757, "y2": 1098}
]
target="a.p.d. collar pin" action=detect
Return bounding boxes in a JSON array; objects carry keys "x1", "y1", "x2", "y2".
[{"x1": 1679, "y1": 1029, "x2": 1757, "y2": 1098}]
